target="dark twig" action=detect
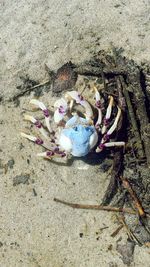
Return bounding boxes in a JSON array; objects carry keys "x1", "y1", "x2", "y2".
[
  {"x1": 101, "y1": 77, "x2": 125, "y2": 205},
  {"x1": 101, "y1": 149, "x2": 124, "y2": 205},
  {"x1": 74, "y1": 65, "x2": 126, "y2": 77},
  {"x1": 11, "y1": 80, "x2": 50, "y2": 101},
  {"x1": 129, "y1": 69, "x2": 150, "y2": 167},
  {"x1": 120, "y1": 176, "x2": 150, "y2": 236},
  {"x1": 111, "y1": 225, "x2": 124, "y2": 237},
  {"x1": 119, "y1": 76, "x2": 145, "y2": 159},
  {"x1": 120, "y1": 176, "x2": 146, "y2": 218},
  {"x1": 54, "y1": 198, "x2": 136, "y2": 215}
]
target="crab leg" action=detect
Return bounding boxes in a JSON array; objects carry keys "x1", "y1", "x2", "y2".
[
  {"x1": 37, "y1": 149, "x2": 66, "y2": 159},
  {"x1": 20, "y1": 132, "x2": 55, "y2": 150},
  {"x1": 107, "y1": 106, "x2": 121, "y2": 135},
  {"x1": 24, "y1": 115, "x2": 49, "y2": 139},
  {"x1": 54, "y1": 98, "x2": 68, "y2": 124},
  {"x1": 96, "y1": 109, "x2": 102, "y2": 128},
  {"x1": 30, "y1": 99, "x2": 52, "y2": 133},
  {"x1": 96, "y1": 141, "x2": 125, "y2": 153},
  {"x1": 94, "y1": 87, "x2": 103, "y2": 128},
  {"x1": 101, "y1": 96, "x2": 114, "y2": 134},
  {"x1": 66, "y1": 91, "x2": 93, "y2": 121},
  {"x1": 101, "y1": 107, "x2": 122, "y2": 143}
]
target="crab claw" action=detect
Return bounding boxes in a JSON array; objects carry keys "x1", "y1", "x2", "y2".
[
  {"x1": 66, "y1": 91, "x2": 93, "y2": 120},
  {"x1": 54, "y1": 98, "x2": 68, "y2": 124},
  {"x1": 66, "y1": 91, "x2": 84, "y2": 104}
]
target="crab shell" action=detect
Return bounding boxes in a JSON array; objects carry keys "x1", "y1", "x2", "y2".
[
  {"x1": 59, "y1": 116, "x2": 98, "y2": 157},
  {"x1": 21, "y1": 90, "x2": 125, "y2": 160}
]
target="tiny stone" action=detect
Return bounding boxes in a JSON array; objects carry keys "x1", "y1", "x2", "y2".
[
  {"x1": 13, "y1": 174, "x2": 30, "y2": 186},
  {"x1": 116, "y1": 240, "x2": 135, "y2": 265},
  {"x1": 0, "y1": 160, "x2": 3, "y2": 169},
  {"x1": 79, "y1": 233, "x2": 83, "y2": 238},
  {"x1": 19, "y1": 143, "x2": 24, "y2": 150},
  {"x1": 108, "y1": 244, "x2": 113, "y2": 251},
  {"x1": 33, "y1": 188, "x2": 37, "y2": 196},
  {"x1": 7, "y1": 159, "x2": 15, "y2": 169},
  {"x1": 114, "y1": 4, "x2": 120, "y2": 8}
]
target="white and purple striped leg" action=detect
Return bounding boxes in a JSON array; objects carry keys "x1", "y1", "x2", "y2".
[
  {"x1": 37, "y1": 148, "x2": 67, "y2": 159},
  {"x1": 24, "y1": 115, "x2": 49, "y2": 139},
  {"x1": 96, "y1": 106, "x2": 124, "y2": 152},
  {"x1": 96, "y1": 141, "x2": 125, "y2": 153},
  {"x1": 94, "y1": 87, "x2": 104, "y2": 130},
  {"x1": 20, "y1": 132, "x2": 56, "y2": 151},
  {"x1": 30, "y1": 99, "x2": 52, "y2": 133},
  {"x1": 20, "y1": 131, "x2": 67, "y2": 159},
  {"x1": 101, "y1": 107, "x2": 122, "y2": 144},
  {"x1": 54, "y1": 98, "x2": 68, "y2": 124},
  {"x1": 101, "y1": 96, "x2": 114, "y2": 134}
]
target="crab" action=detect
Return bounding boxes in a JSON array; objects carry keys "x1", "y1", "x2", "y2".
[{"x1": 21, "y1": 89, "x2": 125, "y2": 160}]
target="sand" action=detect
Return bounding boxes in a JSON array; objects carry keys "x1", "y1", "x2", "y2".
[{"x1": 0, "y1": 0, "x2": 150, "y2": 266}]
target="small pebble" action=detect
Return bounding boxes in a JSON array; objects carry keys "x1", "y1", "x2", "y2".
[
  {"x1": 13, "y1": 174, "x2": 30, "y2": 186},
  {"x1": 7, "y1": 159, "x2": 15, "y2": 169}
]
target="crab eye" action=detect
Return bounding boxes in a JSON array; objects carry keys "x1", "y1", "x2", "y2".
[
  {"x1": 74, "y1": 126, "x2": 78, "y2": 131},
  {"x1": 85, "y1": 127, "x2": 93, "y2": 132}
]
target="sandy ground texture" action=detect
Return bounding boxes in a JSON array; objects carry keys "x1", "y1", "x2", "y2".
[{"x1": 0, "y1": 0, "x2": 150, "y2": 266}]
